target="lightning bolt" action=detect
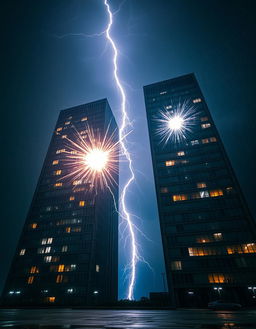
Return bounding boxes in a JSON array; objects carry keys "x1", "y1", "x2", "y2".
[{"x1": 103, "y1": 0, "x2": 138, "y2": 300}]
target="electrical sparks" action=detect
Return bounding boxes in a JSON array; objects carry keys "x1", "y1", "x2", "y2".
[
  {"x1": 59, "y1": 123, "x2": 119, "y2": 191},
  {"x1": 155, "y1": 99, "x2": 198, "y2": 144},
  {"x1": 104, "y1": 0, "x2": 138, "y2": 300}
]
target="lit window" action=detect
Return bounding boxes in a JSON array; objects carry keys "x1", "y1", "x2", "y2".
[
  {"x1": 30, "y1": 223, "x2": 37, "y2": 229},
  {"x1": 44, "y1": 256, "x2": 52, "y2": 263},
  {"x1": 38, "y1": 247, "x2": 45, "y2": 254},
  {"x1": 166, "y1": 160, "x2": 175, "y2": 166},
  {"x1": 52, "y1": 256, "x2": 60, "y2": 262},
  {"x1": 56, "y1": 149, "x2": 65, "y2": 154},
  {"x1": 79, "y1": 201, "x2": 85, "y2": 207},
  {"x1": 201, "y1": 123, "x2": 211, "y2": 129},
  {"x1": 45, "y1": 247, "x2": 51, "y2": 253},
  {"x1": 210, "y1": 137, "x2": 217, "y2": 142},
  {"x1": 56, "y1": 127, "x2": 62, "y2": 132},
  {"x1": 30, "y1": 266, "x2": 39, "y2": 274},
  {"x1": 208, "y1": 273, "x2": 226, "y2": 283},
  {"x1": 96, "y1": 265, "x2": 100, "y2": 272},
  {"x1": 61, "y1": 135, "x2": 67, "y2": 139},
  {"x1": 213, "y1": 233, "x2": 223, "y2": 241},
  {"x1": 197, "y1": 236, "x2": 211, "y2": 243},
  {"x1": 165, "y1": 105, "x2": 172, "y2": 110},
  {"x1": 81, "y1": 117, "x2": 88, "y2": 121},
  {"x1": 72, "y1": 227, "x2": 81, "y2": 232},
  {"x1": 160, "y1": 91, "x2": 167, "y2": 95},
  {"x1": 27, "y1": 276, "x2": 34, "y2": 284},
  {"x1": 171, "y1": 261, "x2": 182, "y2": 270},
  {"x1": 54, "y1": 182, "x2": 62, "y2": 187},
  {"x1": 52, "y1": 160, "x2": 59, "y2": 165},
  {"x1": 200, "y1": 117, "x2": 208, "y2": 122},
  {"x1": 62, "y1": 246, "x2": 68, "y2": 252},
  {"x1": 199, "y1": 190, "x2": 209, "y2": 198},
  {"x1": 188, "y1": 247, "x2": 217, "y2": 256},
  {"x1": 46, "y1": 296, "x2": 55, "y2": 303},
  {"x1": 41, "y1": 238, "x2": 47, "y2": 245},
  {"x1": 46, "y1": 206, "x2": 52, "y2": 212},
  {"x1": 67, "y1": 116, "x2": 72, "y2": 120},
  {"x1": 226, "y1": 187, "x2": 233, "y2": 193},
  {"x1": 54, "y1": 170, "x2": 62, "y2": 175},
  {"x1": 210, "y1": 189, "x2": 223, "y2": 197},
  {"x1": 19, "y1": 249, "x2": 26, "y2": 256},
  {"x1": 173, "y1": 194, "x2": 188, "y2": 202},
  {"x1": 66, "y1": 227, "x2": 71, "y2": 233},
  {"x1": 47, "y1": 238, "x2": 53, "y2": 244},
  {"x1": 177, "y1": 151, "x2": 185, "y2": 156},
  {"x1": 56, "y1": 275, "x2": 63, "y2": 283},
  {"x1": 69, "y1": 196, "x2": 75, "y2": 201},
  {"x1": 197, "y1": 182, "x2": 207, "y2": 188},
  {"x1": 73, "y1": 180, "x2": 82, "y2": 186},
  {"x1": 70, "y1": 264, "x2": 76, "y2": 270},
  {"x1": 202, "y1": 138, "x2": 209, "y2": 144},
  {"x1": 193, "y1": 98, "x2": 202, "y2": 103},
  {"x1": 58, "y1": 265, "x2": 65, "y2": 272},
  {"x1": 80, "y1": 130, "x2": 87, "y2": 135},
  {"x1": 227, "y1": 243, "x2": 256, "y2": 254},
  {"x1": 160, "y1": 187, "x2": 168, "y2": 193},
  {"x1": 191, "y1": 140, "x2": 199, "y2": 145},
  {"x1": 65, "y1": 121, "x2": 71, "y2": 125}
]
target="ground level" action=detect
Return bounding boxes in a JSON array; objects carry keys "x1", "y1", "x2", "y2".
[{"x1": 0, "y1": 308, "x2": 256, "y2": 328}]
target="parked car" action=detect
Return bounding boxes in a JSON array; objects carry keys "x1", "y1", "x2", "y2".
[{"x1": 208, "y1": 300, "x2": 242, "y2": 310}]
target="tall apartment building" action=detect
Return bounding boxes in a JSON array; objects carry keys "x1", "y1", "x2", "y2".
[
  {"x1": 144, "y1": 74, "x2": 256, "y2": 306},
  {"x1": 2, "y1": 99, "x2": 118, "y2": 306}
]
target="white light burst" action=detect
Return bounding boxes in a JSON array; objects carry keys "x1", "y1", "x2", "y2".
[{"x1": 155, "y1": 99, "x2": 198, "y2": 144}]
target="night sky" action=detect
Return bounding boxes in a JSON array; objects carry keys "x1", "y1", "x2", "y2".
[{"x1": 1, "y1": 0, "x2": 256, "y2": 300}]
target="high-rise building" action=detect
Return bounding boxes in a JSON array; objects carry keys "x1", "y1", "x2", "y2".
[
  {"x1": 2, "y1": 99, "x2": 118, "y2": 306},
  {"x1": 144, "y1": 74, "x2": 256, "y2": 307}
]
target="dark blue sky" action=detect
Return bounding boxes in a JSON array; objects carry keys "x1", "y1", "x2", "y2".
[{"x1": 1, "y1": 0, "x2": 256, "y2": 300}]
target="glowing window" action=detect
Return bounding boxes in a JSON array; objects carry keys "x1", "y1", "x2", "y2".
[
  {"x1": 30, "y1": 266, "x2": 39, "y2": 274},
  {"x1": 56, "y1": 127, "x2": 62, "y2": 132},
  {"x1": 62, "y1": 246, "x2": 68, "y2": 252},
  {"x1": 54, "y1": 170, "x2": 62, "y2": 175},
  {"x1": 45, "y1": 247, "x2": 51, "y2": 253},
  {"x1": 213, "y1": 233, "x2": 223, "y2": 241},
  {"x1": 197, "y1": 237, "x2": 211, "y2": 243},
  {"x1": 81, "y1": 117, "x2": 88, "y2": 121},
  {"x1": 19, "y1": 249, "x2": 26, "y2": 256},
  {"x1": 61, "y1": 135, "x2": 67, "y2": 139},
  {"x1": 177, "y1": 151, "x2": 185, "y2": 156},
  {"x1": 52, "y1": 160, "x2": 59, "y2": 165},
  {"x1": 41, "y1": 238, "x2": 47, "y2": 245},
  {"x1": 160, "y1": 91, "x2": 167, "y2": 95},
  {"x1": 201, "y1": 123, "x2": 211, "y2": 129},
  {"x1": 210, "y1": 189, "x2": 223, "y2": 197},
  {"x1": 30, "y1": 223, "x2": 37, "y2": 229},
  {"x1": 197, "y1": 182, "x2": 207, "y2": 188},
  {"x1": 27, "y1": 276, "x2": 34, "y2": 284},
  {"x1": 171, "y1": 261, "x2": 182, "y2": 270},
  {"x1": 72, "y1": 227, "x2": 81, "y2": 232},
  {"x1": 73, "y1": 180, "x2": 82, "y2": 186},
  {"x1": 79, "y1": 201, "x2": 85, "y2": 207},
  {"x1": 56, "y1": 275, "x2": 63, "y2": 283},
  {"x1": 188, "y1": 247, "x2": 217, "y2": 256},
  {"x1": 191, "y1": 140, "x2": 199, "y2": 145},
  {"x1": 165, "y1": 105, "x2": 172, "y2": 110},
  {"x1": 65, "y1": 121, "x2": 71, "y2": 125},
  {"x1": 47, "y1": 297, "x2": 55, "y2": 303},
  {"x1": 160, "y1": 187, "x2": 168, "y2": 193},
  {"x1": 208, "y1": 273, "x2": 225, "y2": 283},
  {"x1": 38, "y1": 248, "x2": 45, "y2": 254},
  {"x1": 227, "y1": 243, "x2": 256, "y2": 254},
  {"x1": 80, "y1": 130, "x2": 87, "y2": 135},
  {"x1": 166, "y1": 160, "x2": 175, "y2": 166},
  {"x1": 56, "y1": 149, "x2": 65, "y2": 154},
  {"x1": 54, "y1": 182, "x2": 62, "y2": 187},
  {"x1": 202, "y1": 138, "x2": 209, "y2": 144},
  {"x1": 66, "y1": 227, "x2": 71, "y2": 233},
  {"x1": 69, "y1": 196, "x2": 75, "y2": 201},
  {"x1": 96, "y1": 265, "x2": 100, "y2": 272},
  {"x1": 193, "y1": 98, "x2": 202, "y2": 103},
  {"x1": 173, "y1": 194, "x2": 188, "y2": 202},
  {"x1": 200, "y1": 117, "x2": 208, "y2": 122},
  {"x1": 47, "y1": 238, "x2": 53, "y2": 244},
  {"x1": 58, "y1": 265, "x2": 65, "y2": 272},
  {"x1": 44, "y1": 256, "x2": 52, "y2": 263}
]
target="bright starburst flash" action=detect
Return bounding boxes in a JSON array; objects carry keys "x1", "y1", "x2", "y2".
[
  {"x1": 59, "y1": 124, "x2": 119, "y2": 191},
  {"x1": 156, "y1": 99, "x2": 198, "y2": 144}
]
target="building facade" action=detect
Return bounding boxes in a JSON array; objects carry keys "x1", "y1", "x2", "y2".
[
  {"x1": 144, "y1": 74, "x2": 256, "y2": 307},
  {"x1": 2, "y1": 99, "x2": 118, "y2": 306}
]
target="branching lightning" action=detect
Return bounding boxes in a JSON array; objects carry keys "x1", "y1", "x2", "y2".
[{"x1": 103, "y1": 0, "x2": 139, "y2": 300}]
